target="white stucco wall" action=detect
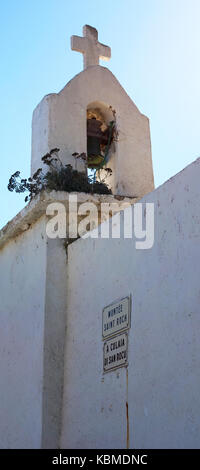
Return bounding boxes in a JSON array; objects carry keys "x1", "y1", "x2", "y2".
[
  {"x1": 0, "y1": 216, "x2": 46, "y2": 448},
  {"x1": 0, "y1": 190, "x2": 135, "y2": 449},
  {"x1": 60, "y1": 157, "x2": 200, "y2": 449},
  {"x1": 1, "y1": 156, "x2": 200, "y2": 449},
  {"x1": 0, "y1": 213, "x2": 69, "y2": 450}
]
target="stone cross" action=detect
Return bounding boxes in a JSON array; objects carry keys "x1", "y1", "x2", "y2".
[{"x1": 71, "y1": 25, "x2": 111, "y2": 70}]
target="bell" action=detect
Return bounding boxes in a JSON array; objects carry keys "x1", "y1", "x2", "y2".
[
  {"x1": 87, "y1": 137, "x2": 104, "y2": 168},
  {"x1": 87, "y1": 118, "x2": 106, "y2": 169},
  {"x1": 87, "y1": 136, "x2": 101, "y2": 158}
]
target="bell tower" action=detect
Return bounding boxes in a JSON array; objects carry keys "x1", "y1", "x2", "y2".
[
  {"x1": 0, "y1": 25, "x2": 157, "y2": 451},
  {"x1": 31, "y1": 25, "x2": 154, "y2": 199}
]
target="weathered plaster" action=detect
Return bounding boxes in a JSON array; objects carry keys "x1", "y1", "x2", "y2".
[
  {"x1": 0, "y1": 189, "x2": 136, "y2": 449},
  {"x1": 42, "y1": 237, "x2": 68, "y2": 449},
  {"x1": 60, "y1": 157, "x2": 200, "y2": 449},
  {"x1": 0, "y1": 217, "x2": 46, "y2": 448},
  {"x1": 1, "y1": 157, "x2": 200, "y2": 448},
  {"x1": 0, "y1": 191, "x2": 137, "y2": 251}
]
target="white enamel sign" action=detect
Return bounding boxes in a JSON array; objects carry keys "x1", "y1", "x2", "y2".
[
  {"x1": 103, "y1": 332, "x2": 128, "y2": 372},
  {"x1": 102, "y1": 296, "x2": 130, "y2": 339}
]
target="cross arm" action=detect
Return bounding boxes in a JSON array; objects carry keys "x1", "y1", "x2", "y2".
[
  {"x1": 71, "y1": 35, "x2": 87, "y2": 54},
  {"x1": 98, "y1": 43, "x2": 111, "y2": 61}
]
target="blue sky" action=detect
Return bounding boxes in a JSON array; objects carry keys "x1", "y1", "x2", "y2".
[{"x1": 1, "y1": 0, "x2": 200, "y2": 228}]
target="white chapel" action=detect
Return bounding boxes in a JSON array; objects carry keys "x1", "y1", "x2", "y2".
[{"x1": 0, "y1": 25, "x2": 200, "y2": 449}]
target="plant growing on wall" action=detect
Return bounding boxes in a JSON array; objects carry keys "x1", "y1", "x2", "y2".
[{"x1": 8, "y1": 148, "x2": 112, "y2": 202}]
